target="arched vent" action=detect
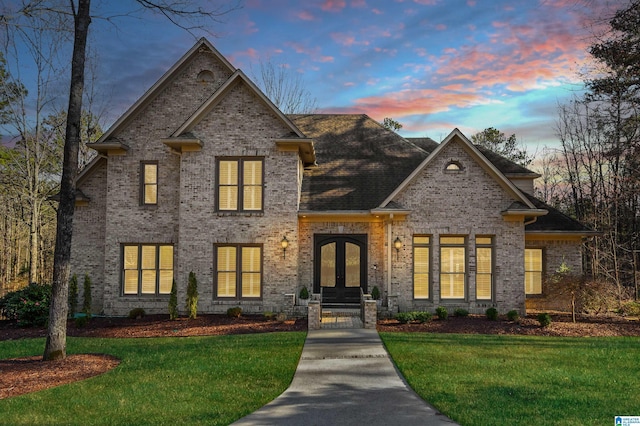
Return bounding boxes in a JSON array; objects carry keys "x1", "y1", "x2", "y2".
[
  {"x1": 445, "y1": 161, "x2": 463, "y2": 171},
  {"x1": 197, "y1": 70, "x2": 214, "y2": 83}
]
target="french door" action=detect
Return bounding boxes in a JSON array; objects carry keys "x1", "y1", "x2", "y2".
[{"x1": 314, "y1": 235, "x2": 367, "y2": 304}]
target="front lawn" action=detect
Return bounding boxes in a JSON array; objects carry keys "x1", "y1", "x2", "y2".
[
  {"x1": 0, "y1": 332, "x2": 306, "y2": 425},
  {"x1": 381, "y1": 333, "x2": 640, "y2": 426}
]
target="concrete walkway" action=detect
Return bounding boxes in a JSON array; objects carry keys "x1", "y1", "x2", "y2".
[{"x1": 232, "y1": 328, "x2": 459, "y2": 426}]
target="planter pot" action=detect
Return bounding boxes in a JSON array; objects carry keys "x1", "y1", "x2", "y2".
[{"x1": 299, "y1": 298, "x2": 309, "y2": 306}]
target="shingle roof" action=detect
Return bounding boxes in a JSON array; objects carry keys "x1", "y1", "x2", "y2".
[
  {"x1": 289, "y1": 114, "x2": 428, "y2": 211},
  {"x1": 523, "y1": 193, "x2": 597, "y2": 233}
]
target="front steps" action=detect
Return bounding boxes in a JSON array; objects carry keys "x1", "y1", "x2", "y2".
[{"x1": 321, "y1": 308, "x2": 363, "y2": 329}]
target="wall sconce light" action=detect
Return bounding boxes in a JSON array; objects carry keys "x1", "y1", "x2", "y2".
[
  {"x1": 394, "y1": 236, "x2": 402, "y2": 260},
  {"x1": 281, "y1": 236, "x2": 289, "y2": 259}
]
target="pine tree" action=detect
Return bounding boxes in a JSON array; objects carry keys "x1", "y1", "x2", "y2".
[
  {"x1": 168, "y1": 279, "x2": 178, "y2": 320},
  {"x1": 186, "y1": 272, "x2": 198, "y2": 320}
]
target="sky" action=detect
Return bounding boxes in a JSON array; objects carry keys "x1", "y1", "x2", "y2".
[{"x1": 5, "y1": 0, "x2": 623, "y2": 150}]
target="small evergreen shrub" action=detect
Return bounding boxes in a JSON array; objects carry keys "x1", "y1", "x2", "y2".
[
  {"x1": 299, "y1": 286, "x2": 309, "y2": 300},
  {"x1": 186, "y1": 272, "x2": 198, "y2": 319},
  {"x1": 75, "y1": 316, "x2": 88, "y2": 328},
  {"x1": 68, "y1": 274, "x2": 79, "y2": 318},
  {"x1": 414, "y1": 311, "x2": 432, "y2": 323},
  {"x1": 129, "y1": 308, "x2": 146, "y2": 319},
  {"x1": 435, "y1": 306, "x2": 448, "y2": 320},
  {"x1": 264, "y1": 311, "x2": 275, "y2": 320},
  {"x1": 227, "y1": 306, "x2": 242, "y2": 318},
  {"x1": 168, "y1": 279, "x2": 178, "y2": 320},
  {"x1": 395, "y1": 312, "x2": 414, "y2": 324},
  {"x1": 0, "y1": 283, "x2": 51, "y2": 327},
  {"x1": 454, "y1": 308, "x2": 469, "y2": 317},
  {"x1": 371, "y1": 286, "x2": 381, "y2": 300},
  {"x1": 538, "y1": 312, "x2": 552, "y2": 327},
  {"x1": 507, "y1": 310, "x2": 520, "y2": 322},
  {"x1": 82, "y1": 274, "x2": 92, "y2": 319},
  {"x1": 486, "y1": 307, "x2": 499, "y2": 321}
]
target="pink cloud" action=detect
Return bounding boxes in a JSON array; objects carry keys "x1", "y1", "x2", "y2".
[
  {"x1": 413, "y1": 0, "x2": 438, "y2": 4},
  {"x1": 435, "y1": 24, "x2": 446, "y2": 31},
  {"x1": 297, "y1": 10, "x2": 315, "y2": 21},
  {"x1": 372, "y1": 8, "x2": 383, "y2": 14},
  {"x1": 321, "y1": 0, "x2": 347, "y2": 12},
  {"x1": 351, "y1": 0, "x2": 367, "y2": 7}
]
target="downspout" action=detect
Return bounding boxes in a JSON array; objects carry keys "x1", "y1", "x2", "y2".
[{"x1": 524, "y1": 216, "x2": 538, "y2": 226}]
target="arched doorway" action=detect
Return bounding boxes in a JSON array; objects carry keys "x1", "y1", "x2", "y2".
[{"x1": 314, "y1": 234, "x2": 367, "y2": 305}]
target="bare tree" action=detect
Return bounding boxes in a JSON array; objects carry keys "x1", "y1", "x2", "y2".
[{"x1": 252, "y1": 59, "x2": 318, "y2": 114}]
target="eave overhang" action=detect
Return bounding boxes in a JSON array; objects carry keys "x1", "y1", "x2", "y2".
[
  {"x1": 161, "y1": 137, "x2": 203, "y2": 153},
  {"x1": 275, "y1": 138, "x2": 316, "y2": 166},
  {"x1": 526, "y1": 230, "x2": 602, "y2": 240},
  {"x1": 299, "y1": 209, "x2": 410, "y2": 222},
  {"x1": 86, "y1": 142, "x2": 129, "y2": 156}
]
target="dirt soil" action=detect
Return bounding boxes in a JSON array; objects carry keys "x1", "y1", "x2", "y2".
[{"x1": 0, "y1": 313, "x2": 637, "y2": 400}]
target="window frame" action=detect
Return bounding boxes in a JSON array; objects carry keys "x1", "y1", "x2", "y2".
[
  {"x1": 475, "y1": 236, "x2": 494, "y2": 301},
  {"x1": 413, "y1": 235, "x2": 431, "y2": 300},
  {"x1": 525, "y1": 248, "x2": 543, "y2": 296},
  {"x1": 214, "y1": 243, "x2": 263, "y2": 300},
  {"x1": 121, "y1": 243, "x2": 173, "y2": 296},
  {"x1": 439, "y1": 236, "x2": 467, "y2": 300},
  {"x1": 140, "y1": 161, "x2": 158, "y2": 206},
  {"x1": 215, "y1": 157, "x2": 264, "y2": 213}
]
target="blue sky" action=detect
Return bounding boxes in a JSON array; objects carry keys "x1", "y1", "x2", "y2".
[{"x1": 8, "y1": 0, "x2": 621, "y2": 149}]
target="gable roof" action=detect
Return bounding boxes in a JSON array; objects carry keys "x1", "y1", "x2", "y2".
[
  {"x1": 524, "y1": 193, "x2": 598, "y2": 235},
  {"x1": 380, "y1": 128, "x2": 539, "y2": 210}
]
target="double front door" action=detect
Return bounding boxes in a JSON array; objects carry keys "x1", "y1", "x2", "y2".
[{"x1": 314, "y1": 235, "x2": 367, "y2": 304}]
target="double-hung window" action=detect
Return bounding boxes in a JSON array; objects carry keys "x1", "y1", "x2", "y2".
[
  {"x1": 440, "y1": 236, "x2": 466, "y2": 299},
  {"x1": 217, "y1": 158, "x2": 263, "y2": 212},
  {"x1": 413, "y1": 236, "x2": 431, "y2": 299},
  {"x1": 525, "y1": 248, "x2": 543, "y2": 295},
  {"x1": 215, "y1": 244, "x2": 262, "y2": 299},
  {"x1": 123, "y1": 244, "x2": 173, "y2": 295},
  {"x1": 475, "y1": 236, "x2": 493, "y2": 300},
  {"x1": 141, "y1": 162, "x2": 158, "y2": 205}
]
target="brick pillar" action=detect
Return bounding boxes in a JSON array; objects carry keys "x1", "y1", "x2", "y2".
[
  {"x1": 308, "y1": 300, "x2": 321, "y2": 330},
  {"x1": 363, "y1": 299, "x2": 377, "y2": 329}
]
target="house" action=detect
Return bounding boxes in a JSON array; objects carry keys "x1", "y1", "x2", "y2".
[{"x1": 71, "y1": 38, "x2": 595, "y2": 317}]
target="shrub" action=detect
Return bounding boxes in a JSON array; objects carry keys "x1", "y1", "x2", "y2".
[
  {"x1": 486, "y1": 307, "x2": 499, "y2": 321},
  {"x1": 275, "y1": 312, "x2": 287, "y2": 322},
  {"x1": 68, "y1": 274, "x2": 79, "y2": 318},
  {"x1": 395, "y1": 312, "x2": 414, "y2": 324},
  {"x1": 75, "y1": 316, "x2": 88, "y2": 328},
  {"x1": 129, "y1": 308, "x2": 146, "y2": 319},
  {"x1": 82, "y1": 274, "x2": 92, "y2": 319},
  {"x1": 538, "y1": 312, "x2": 552, "y2": 327},
  {"x1": 168, "y1": 279, "x2": 178, "y2": 320},
  {"x1": 435, "y1": 306, "x2": 448, "y2": 320},
  {"x1": 414, "y1": 311, "x2": 432, "y2": 323},
  {"x1": 264, "y1": 311, "x2": 275, "y2": 320},
  {"x1": 454, "y1": 308, "x2": 469, "y2": 317},
  {"x1": 0, "y1": 283, "x2": 51, "y2": 327},
  {"x1": 507, "y1": 310, "x2": 519, "y2": 322},
  {"x1": 186, "y1": 272, "x2": 198, "y2": 319},
  {"x1": 227, "y1": 306, "x2": 242, "y2": 318},
  {"x1": 299, "y1": 286, "x2": 309, "y2": 300},
  {"x1": 371, "y1": 286, "x2": 380, "y2": 300},
  {"x1": 621, "y1": 301, "x2": 640, "y2": 316}
]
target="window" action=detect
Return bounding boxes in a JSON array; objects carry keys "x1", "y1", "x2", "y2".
[
  {"x1": 440, "y1": 236, "x2": 466, "y2": 299},
  {"x1": 215, "y1": 244, "x2": 262, "y2": 298},
  {"x1": 141, "y1": 162, "x2": 158, "y2": 205},
  {"x1": 476, "y1": 237, "x2": 493, "y2": 300},
  {"x1": 217, "y1": 158, "x2": 263, "y2": 212},
  {"x1": 445, "y1": 161, "x2": 463, "y2": 171},
  {"x1": 123, "y1": 244, "x2": 173, "y2": 295},
  {"x1": 525, "y1": 248, "x2": 543, "y2": 295},
  {"x1": 413, "y1": 236, "x2": 431, "y2": 299}
]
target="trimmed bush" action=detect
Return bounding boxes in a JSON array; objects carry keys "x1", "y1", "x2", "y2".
[
  {"x1": 538, "y1": 312, "x2": 552, "y2": 327},
  {"x1": 0, "y1": 283, "x2": 51, "y2": 327},
  {"x1": 264, "y1": 311, "x2": 275, "y2": 320},
  {"x1": 168, "y1": 279, "x2": 178, "y2": 320},
  {"x1": 82, "y1": 274, "x2": 92, "y2": 319},
  {"x1": 299, "y1": 286, "x2": 309, "y2": 300},
  {"x1": 486, "y1": 307, "x2": 499, "y2": 321},
  {"x1": 186, "y1": 272, "x2": 198, "y2": 319},
  {"x1": 68, "y1": 274, "x2": 79, "y2": 318},
  {"x1": 227, "y1": 306, "x2": 242, "y2": 318},
  {"x1": 454, "y1": 308, "x2": 469, "y2": 317},
  {"x1": 371, "y1": 286, "x2": 381, "y2": 300},
  {"x1": 435, "y1": 306, "x2": 448, "y2": 320},
  {"x1": 414, "y1": 311, "x2": 432, "y2": 323},
  {"x1": 395, "y1": 312, "x2": 414, "y2": 324},
  {"x1": 129, "y1": 307, "x2": 146, "y2": 319},
  {"x1": 507, "y1": 310, "x2": 519, "y2": 322}
]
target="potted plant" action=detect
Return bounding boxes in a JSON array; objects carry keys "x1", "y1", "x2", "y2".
[
  {"x1": 298, "y1": 286, "x2": 309, "y2": 306},
  {"x1": 371, "y1": 286, "x2": 382, "y2": 307}
]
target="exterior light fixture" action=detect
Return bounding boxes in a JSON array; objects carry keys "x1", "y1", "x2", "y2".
[
  {"x1": 281, "y1": 236, "x2": 289, "y2": 259},
  {"x1": 394, "y1": 237, "x2": 402, "y2": 260}
]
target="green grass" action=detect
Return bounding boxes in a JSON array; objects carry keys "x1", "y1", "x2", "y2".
[
  {"x1": 380, "y1": 333, "x2": 640, "y2": 426},
  {"x1": 0, "y1": 332, "x2": 306, "y2": 425}
]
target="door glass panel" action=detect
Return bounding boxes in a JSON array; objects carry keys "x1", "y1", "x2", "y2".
[
  {"x1": 345, "y1": 242, "x2": 360, "y2": 287},
  {"x1": 320, "y1": 243, "x2": 336, "y2": 287}
]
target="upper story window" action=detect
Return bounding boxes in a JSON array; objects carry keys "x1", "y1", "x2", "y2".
[
  {"x1": 445, "y1": 160, "x2": 463, "y2": 171},
  {"x1": 216, "y1": 158, "x2": 264, "y2": 212},
  {"x1": 141, "y1": 162, "x2": 158, "y2": 205},
  {"x1": 440, "y1": 236, "x2": 466, "y2": 299}
]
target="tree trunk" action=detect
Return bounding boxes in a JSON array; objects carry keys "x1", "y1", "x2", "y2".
[{"x1": 43, "y1": 0, "x2": 91, "y2": 361}]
